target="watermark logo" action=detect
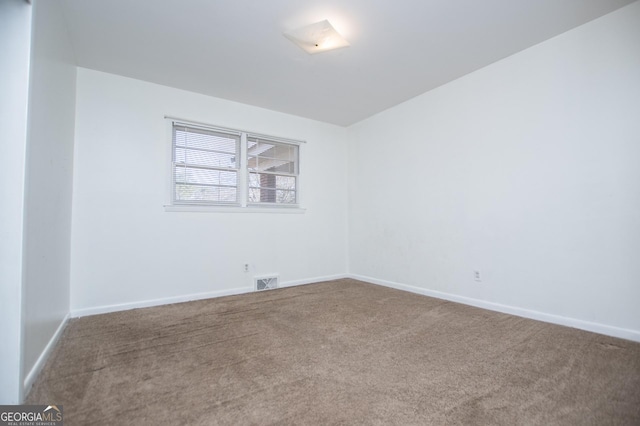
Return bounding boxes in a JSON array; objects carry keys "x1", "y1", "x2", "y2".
[{"x1": 0, "y1": 405, "x2": 63, "y2": 426}]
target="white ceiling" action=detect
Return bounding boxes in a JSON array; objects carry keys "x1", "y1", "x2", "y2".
[{"x1": 60, "y1": 0, "x2": 635, "y2": 126}]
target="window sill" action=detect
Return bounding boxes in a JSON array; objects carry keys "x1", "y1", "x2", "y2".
[{"x1": 164, "y1": 205, "x2": 306, "y2": 214}]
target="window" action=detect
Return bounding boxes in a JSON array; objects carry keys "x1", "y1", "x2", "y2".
[
  {"x1": 173, "y1": 125, "x2": 240, "y2": 204},
  {"x1": 247, "y1": 136, "x2": 299, "y2": 205},
  {"x1": 171, "y1": 120, "x2": 301, "y2": 208}
]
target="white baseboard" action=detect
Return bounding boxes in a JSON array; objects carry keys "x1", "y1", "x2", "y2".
[
  {"x1": 23, "y1": 313, "x2": 70, "y2": 396},
  {"x1": 71, "y1": 286, "x2": 254, "y2": 318},
  {"x1": 71, "y1": 274, "x2": 349, "y2": 319},
  {"x1": 349, "y1": 273, "x2": 640, "y2": 343},
  {"x1": 280, "y1": 273, "x2": 348, "y2": 288}
]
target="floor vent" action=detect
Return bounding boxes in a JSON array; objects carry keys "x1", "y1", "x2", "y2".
[{"x1": 255, "y1": 276, "x2": 278, "y2": 291}]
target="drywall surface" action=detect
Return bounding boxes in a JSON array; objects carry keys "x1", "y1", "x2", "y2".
[
  {"x1": 70, "y1": 69, "x2": 348, "y2": 312},
  {"x1": 22, "y1": 0, "x2": 77, "y2": 386},
  {"x1": 0, "y1": 0, "x2": 31, "y2": 404},
  {"x1": 348, "y1": 2, "x2": 640, "y2": 336}
]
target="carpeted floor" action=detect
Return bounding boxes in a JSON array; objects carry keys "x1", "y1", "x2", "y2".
[{"x1": 27, "y1": 279, "x2": 640, "y2": 425}]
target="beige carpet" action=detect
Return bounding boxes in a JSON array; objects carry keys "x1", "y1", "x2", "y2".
[{"x1": 27, "y1": 279, "x2": 640, "y2": 425}]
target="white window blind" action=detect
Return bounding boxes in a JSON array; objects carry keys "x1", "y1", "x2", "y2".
[
  {"x1": 172, "y1": 124, "x2": 240, "y2": 204},
  {"x1": 247, "y1": 136, "x2": 299, "y2": 205}
]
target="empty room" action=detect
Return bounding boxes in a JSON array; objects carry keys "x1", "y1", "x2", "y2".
[{"x1": 1, "y1": 0, "x2": 639, "y2": 424}]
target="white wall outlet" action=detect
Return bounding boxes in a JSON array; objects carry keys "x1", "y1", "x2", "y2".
[
  {"x1": 474, "y1": 270, "x2": 482, "y2": 282},
  {"x1": 244, "y1": 263, "x2": 250, "y2": 273}
]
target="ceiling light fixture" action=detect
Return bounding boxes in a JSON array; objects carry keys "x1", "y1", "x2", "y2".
[{"x1": 284, "y1": 20, "x2": 350, "y2": 54}]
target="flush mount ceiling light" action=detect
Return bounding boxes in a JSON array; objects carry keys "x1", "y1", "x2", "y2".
[{"x1": 284, "y1": 19, "x2": 350, "y2": 54}]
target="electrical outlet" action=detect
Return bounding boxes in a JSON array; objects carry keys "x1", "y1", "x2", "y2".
[
  {"x1": 474, "y1": 270, "x2": 482, "y2": 282},
  {"x1": 244, "y1": 263, "x2": 250, "y2": 273}
]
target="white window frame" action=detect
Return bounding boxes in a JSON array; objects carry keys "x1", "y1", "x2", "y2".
[
  {"x1": 246, "y1": 134, "x2": 300, "y2": 207},
  {"x1": 165, "y1": 117, "x2": 305, "y2": 213},
  {"x1": 172, "y1": 122, "x2": 241, "y2": 206}
]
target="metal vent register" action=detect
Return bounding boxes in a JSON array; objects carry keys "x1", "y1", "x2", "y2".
[{"x1": 255, "y1": 276, "x2": 278, "y2": 291}]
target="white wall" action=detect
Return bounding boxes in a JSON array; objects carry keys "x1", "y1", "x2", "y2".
[
  {"x1": 348, "y1": 2, "x2": 640, "y2": 339},
  {"x1": 0, "y1": 0, "x2": 31, "y2": 404},
  {"x1": 70, "y1": 69, "x2": 349, "y2": 313},
  {"x1": 22, "y1": 0, "x2": 77, "y2": 388}
]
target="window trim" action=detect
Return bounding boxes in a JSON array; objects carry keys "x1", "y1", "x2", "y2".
[{"x1": 165, "y1": 116, "x2": 305, "y2": 212}]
